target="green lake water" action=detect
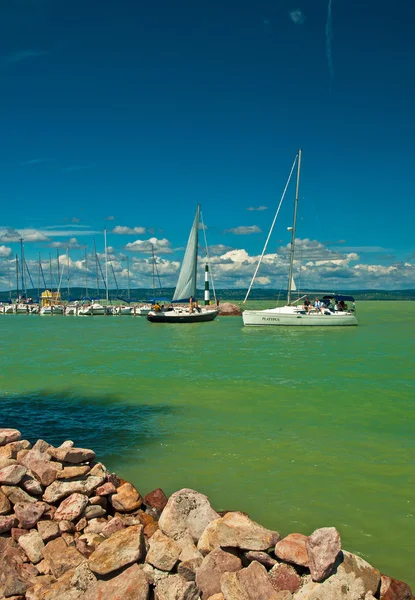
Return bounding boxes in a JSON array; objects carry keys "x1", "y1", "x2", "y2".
[{"x1": 0, "y1": 301, "x2": 414, "y2": 586}]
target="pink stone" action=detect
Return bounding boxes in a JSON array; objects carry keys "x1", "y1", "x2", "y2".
[
  {"x1": 275, "y1": 533, "x2": 309, "y2": 567},
  {"x1": 54, "y1": 493, "x2": 89, "y2": 521},
  {"x1": 306, "y1": 527, "x2": 341, "y2": 582}
]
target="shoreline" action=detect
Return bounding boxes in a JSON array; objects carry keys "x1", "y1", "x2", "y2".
[{"x1": 0, "y1": 429, "x2": 412, "y2": 599}]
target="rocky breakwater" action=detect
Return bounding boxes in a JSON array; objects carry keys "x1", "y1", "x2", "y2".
[
  {"x1": 215, "y1": 303, "x2": 242, "y2": 316},
  {"x1": 0, "y1": 428, "x2": 413, "y2": 600}
]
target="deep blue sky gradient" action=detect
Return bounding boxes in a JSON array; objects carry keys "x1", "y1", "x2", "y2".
[{"x1": 0, "y1": 0, "x2": 414, "y2": 290}]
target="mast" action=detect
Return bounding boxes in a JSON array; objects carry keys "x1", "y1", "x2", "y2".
[
  {"x1": 151, "y1": 244, "x2": 156, "y2": 302},
  {"x1": 67, "y1": 247, "x2": 70, "y2": 301},
  {"x1": 16, "y1": 255, "x2": 19, "y2": 301},
  {"x1": 287, "y1": 148, "x2": 302, "y2": 306},
  {"x1": 84, "y1": 246, "x2": 88, "y2": 297},
  {"x1": 127, "y1": 256, "x2": 131, "y2": 301},
  {"x1": 56, "y1": 249, "x2": 60, "y2": 290},
  {"x1": 93, "y1": 240, "x2": 99, "y2": 298},
  {"x1": 20, "y1": 238, "x2": 27, "y2": 298},
  {"x1": 38, "y1": 253, "x2": 41, "y2": 302},
  {"x1": 49, "y1": 254, "x2": 53, "y2": 292},
  {"x1": 104, "y1": 228, "x2": 109, "y2": 303},
  {"x1": 7, "y1": 259, "x2": 12, "y2": 302}
]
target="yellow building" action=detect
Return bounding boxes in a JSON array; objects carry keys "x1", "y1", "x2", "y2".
[{"x1": 41, "y1": 290, "x2": 62, "y2": 307}]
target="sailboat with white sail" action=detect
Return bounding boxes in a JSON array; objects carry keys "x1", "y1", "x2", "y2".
[
  {"x1": 242, "y1": 149, "x2": 358, "y2": 327},
  {"x1": 147, "y1": 205, "x2": 218, "y2": 323}
]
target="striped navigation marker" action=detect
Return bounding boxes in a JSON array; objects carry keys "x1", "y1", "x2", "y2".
[{"x1": 204, "y1": 263, "x2": 210, "y2": 306}]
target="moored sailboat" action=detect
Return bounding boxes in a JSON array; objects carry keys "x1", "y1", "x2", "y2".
[
  {"x1": 242, "y1": 149, "x2": 358, "y2": 327},
  {"x1": 147, "y1": 205, "x2": 218, "y2": 323}
]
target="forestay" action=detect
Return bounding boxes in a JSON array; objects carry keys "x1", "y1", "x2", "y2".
[{"x1": 172, "y1": 204, "x2": 200, "y2": 302}]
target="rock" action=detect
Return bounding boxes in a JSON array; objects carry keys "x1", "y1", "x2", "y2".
[
  {"x1": 275, "y1": 593, "x2": 293, "y2": 600},
  {"x1": 25, "y1": 575, "x2": 56, "y2": 600},
  {"x1": 88, "y1": 494, "x2": 107, "y2": 507},
  {"x1": 88, "y1": 563, "x2": 149, "y2": 600},
  {"x1": 0, "y1": 464, "x2": 27, "y2": 485},
  {"x1": 269, "y1": 563, "x2": 302, "y2": 593},
  {"x1": 207, "y1": 595, "x2": 224, "y2": 600},
  {"x1": 84, "y1": 504, "x2": 106, "y2": 519},
  {"x1": 0, "y1": 444, "x2": 15, "y2": 460},
  {"x1": 88, "y1": 524, "x2": 144, "y2": 575},
  {"x1": 0, "y1": 489, "x2": 11, "y2": 515},
  {"x1": 11, "y1": 526, "x2": 29, "y2": 541},
  {"x1": 220, "y1": 560, "x2": 280, "y2": 600},
  {"x1": 178, "y1": 557, "x2": 203, "y2": 581},
  {"x1": 29, "y1": 459, "x2": 61, "y2": 486},
  {"x1": 54, "y1": 493, "x2": 89, "y2": 521},
  {"x1": 62, "y1": 531, "x2": 76, "y2": 546},
  {"x1": 154, "y1": 573, "x2": 200, "y2": 600},
  {"x1": 145, "y1": 520, "x2": 159, "y2": 538},
  {"x1": 37, "y1": 520, "x2": 60, "y2": 542},
  {"x1": 75, "y1": 516, "x2": 88, "y2": 531},
  {"x1": 198, "y1": 511, "x2": 280, "y2": 554},
  {"x1": 56, "y1": 466, "x2": 91, "y2": 479},
  {"x1": 1, "y1": 562, "x2": 38, "y2": 597},
  {"x1": 96, "y1": 481, "x2": 116, "y2": 496},
  {"x1": 19, "y1": 440, "x2": 52, "y2": 470},
  {"x1": 159, "y1": 488, "x2": 220, "y2": 543},
  {"x1": 145, "y1": 488, "x2": 169, "y2": 512},
  {"x1": 0, "y1": 456, "x2": 17, "y2": 468},
  {"x1": 380, "y1": 574, "x2": 413, "y2": 600},
  {"x1": 59, "y1": 519, "x2": 76, "y2": 533},
  {"x1": 18, "y1": 530, "x2": 45, "y2": 563},
  {"x1": 275, "y1": 533, "x2": 309, "y2": 567},
  {"x1": 101, "y1": 516, "x2": 125, "y2": 538},
  {"x1": 216, "y1": 302, "x2": 242, "y2": 316},
  {"x1": 89, "y1": 462, "x2": 108, "y2": 479},
  {"x1": 244, "y1": 550, "x2": 278, "y2": 569},
  {"x1": 196, "y1": 548, "x2": 242, "y2": 599},
  {"x1": 141, "y1": 562, "x2": 171, "y2": 585},
  {"x1": 42, "y1": 536, "x2": 86, "y2": 578},
  {"x1": 36, "y1": 558, "x2": 52, "y2": 574},
  {"x1": 110, "y1": 482, "x2": 143, "y2": 513},
  {"x1": 146, "y1": 529, "x2": 182, "y2": 571},
  {"x1": 0, "y1": 428, "x2": 21, "y2": 445},
  {"x1": 42, "y1": 475, "x2": 104, "y2": 503},
  {"x1": 1, "y1": 484, "x2": 36, "y2": 505},
  {"x1": 14, "y1": 501, "x2": 46, "y2": 528},
  {"x1": 47, "y1": 446, "x2": 96, "y2": 464},
  {"x1": 306, "y1": 527, "x2": 341, "y2": 582},
  {"x1": 0, "y1": 514, "x2": 18, "y2": 532},
  {"x1": 20, "y1": 472, "x2": 44, "y2": 495},
  {"x1": 177, "y1": 533, "x2": 204, "y2": 562},
  {"x1": 293, "y1": 551, "x2": 381, "y2": 600},
  {"x1": 76, "y1": 533, "x2": 104, "y2": 558}
]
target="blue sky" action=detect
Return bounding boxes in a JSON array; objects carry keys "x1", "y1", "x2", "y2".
[{"x1": 0, "y1": 0, "x2": 414, "y2": 292}]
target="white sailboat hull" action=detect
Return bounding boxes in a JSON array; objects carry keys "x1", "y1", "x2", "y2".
[{"x1": 242, "y1": 306, "x2": 358, "y2": 327}]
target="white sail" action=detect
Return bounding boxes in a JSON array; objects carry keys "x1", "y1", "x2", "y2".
[
  {"x1": 291, "y1": 276, "x2": 297, "y2": 291},
  {"x1": 172, "y1": 205, "x2": 200, "y2": 302}
]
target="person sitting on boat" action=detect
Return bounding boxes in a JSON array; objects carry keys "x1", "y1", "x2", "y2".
[
  {"x1": 194, "y1": 299, "x2": 201, "y2": 313},
  {"x1": 154, "y1": 302, "x2": 161, "y2": 312},
  {"x1": 314, "y1": 298, "x2": 321, "y2": 313},
  {"x1": 189, "y1": 297, "x2": 194, "y2": 313},
  {"x1": 303, "y1": 296, "x2": 312, "y2": 314},
  {"x1": 338, "y1": 300, "x2": 346, "y2": 311}
]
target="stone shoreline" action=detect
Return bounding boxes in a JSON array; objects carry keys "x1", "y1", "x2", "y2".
[{"x1": 0, "y1": 428, "x2": 412, "y2": 600}]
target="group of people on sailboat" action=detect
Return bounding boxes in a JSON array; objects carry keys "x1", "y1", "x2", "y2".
[{"x1": 302, "y1": 296, "x2": 352, "y2": 315}]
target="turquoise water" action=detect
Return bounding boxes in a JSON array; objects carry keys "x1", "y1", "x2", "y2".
[{"x1": 0, "y1": 301, "x2": 414, "y2": 586}]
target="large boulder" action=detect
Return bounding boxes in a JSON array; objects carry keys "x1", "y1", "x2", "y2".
[
  {"x1": 196, "y1": 548, "x2": 242, "y2": 599},
  {"x1": 269, "y1": 563, "x2": 302, "y2": 594},
  {"x1": 88, "y1": 563, "x2": 149, "y2": 600},
  {"x1": 146, "y1": 529, "x2": 182, "y2": 571},
  {"x1": 14, "y1": 501, "x2": 46, "y2": 528},
  {"x1": 380, "y1": 574, "x2": 413, "y2": 600},
  {"x1": 275, "y1": 533, "x2": 309, "y2": 567},
  {"x1": 198, "y1": 511, "x2": 280, "y2": 554},
  {"x1": 159, "y1": 488, "x2": 219, "y2": 542},
  {"x1": 42, "y1": 475, "x2": 104, "y2": 503},
  {"x1": 47, "y1": 445, "x2": 96, "y2": 464},
  {"x1": 0, "y1": 489, "x2": 11, "y2": 515},
  {"x1": 0, "y1": 464, "x2": 27, "y2": 485},
  {"x1": 306, "y1": 527, "x2": 341, "y2": 582},
  {"x1": 42, "y1": 536, "x2": 85, "y2": 578},
  {"x1": 54, "y1": 493, "x2": 89, "y2": 521},
  {"x1": 88, "y1": 524, "x2": 144, "y2": 575},
  {"x1": 293, "y1": 551, "x2": 381, "y2": 600},
  {"x1": 220, "y1": 560, "x2": 280, "y2": 600},
  {"x1": 154, "y1": 573, "x2": 200, "y2": 600},
  {"x1": 0, "y1": 428, "x2": 21, "y2": 445},
  {"x1": 18, "y1": 530, "x2": 45, "y2": 564},
  {"x1": 110, "y1": 482, "x2": 143, "y2": 513}
]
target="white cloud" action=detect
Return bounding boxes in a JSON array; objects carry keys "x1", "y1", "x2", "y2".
[
  {"x1": 225, "y1": 226, "x2": 262, "y2": 235},
  {"x1": 289, "y1": 9, "x2": 305, "y2": 24},
  {"x1": 49, "y1": 238, "x2": 81, "y2": 249},
  {"x1": 0, "y1": 245, "x2": 11, "y2": 257},
  {"x1": 247, "y1": 206, "x2": 268, "y2": 212},
  {"x1": 0, "y1": 228, "x2": 49, "y2": 242},
  {"x1": 112, "y1": 226, "x2": 146, "y2": 235},
  {"x1": 125, "y1": 237, "x2": 173, "y2": 254}
]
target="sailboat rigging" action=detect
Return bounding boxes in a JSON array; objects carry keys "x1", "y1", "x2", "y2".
[
  {"x1": 147, "y1": 204, "x2": 218, "y2": 323},
  {"x1": 242, "y1": 149, "x2": 358, "y2": 327}
]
